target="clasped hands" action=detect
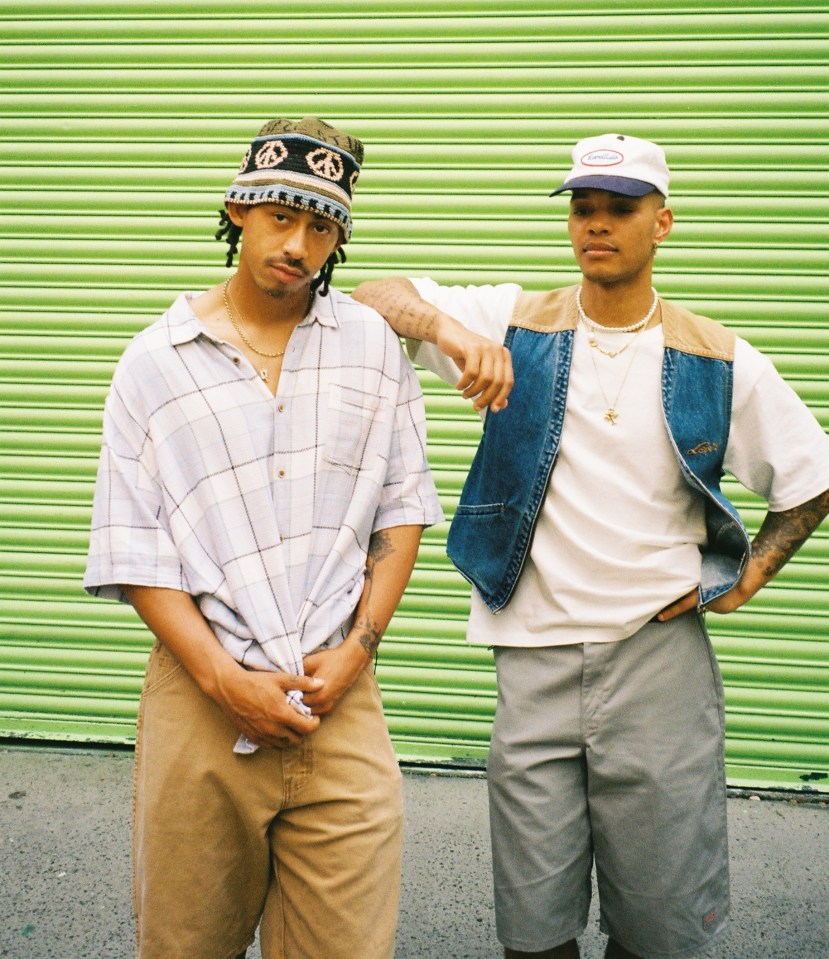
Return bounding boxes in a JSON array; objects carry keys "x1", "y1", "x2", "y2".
[{"x1": 219, "y1": 637, "x2": 370, "y2": 749}]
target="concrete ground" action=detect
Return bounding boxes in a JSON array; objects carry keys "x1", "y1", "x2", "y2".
[{"x1": 0, "y1": 746, "x2": 827, "y2": 959}]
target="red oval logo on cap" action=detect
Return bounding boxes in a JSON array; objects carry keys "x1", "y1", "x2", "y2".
[{"x1": 581, "y1": 149, "x2": 624, "y2": 167}]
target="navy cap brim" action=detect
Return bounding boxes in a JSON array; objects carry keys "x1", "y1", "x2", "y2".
[{"x1": 549, "y1": 175, "x2": 659, "y2": 197}]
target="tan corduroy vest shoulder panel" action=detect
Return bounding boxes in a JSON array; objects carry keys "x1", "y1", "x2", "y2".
[
  {"x1": 660, "y1": 299, "x2": 735, "y2": 360},
  {"x1": 511, "y1": 285, "x2": 735, "y2": 361},
  {"x1": 511, "y1": 286, "x2": 579, "y2": 332}
]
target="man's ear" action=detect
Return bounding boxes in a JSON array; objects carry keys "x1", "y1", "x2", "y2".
[
  {"x1": 654, "y1": 205, "x2": 674, "y2": 245},
  {"x1": 226, "y1": 203, "x2": 246, "y2": 228}
]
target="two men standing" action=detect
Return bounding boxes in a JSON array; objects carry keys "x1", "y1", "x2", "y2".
[{"x1": 86, "y1": 120, "x2": 829, "y2": 959}]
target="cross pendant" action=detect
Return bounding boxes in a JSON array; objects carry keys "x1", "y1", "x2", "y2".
[{"x1": 604, "y1": 407, "x2": 619, "y2": 425}]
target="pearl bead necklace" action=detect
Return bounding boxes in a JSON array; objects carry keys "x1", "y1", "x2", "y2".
[{"x1": 577, "y1": 286, "x2": 659, "y2": 334}]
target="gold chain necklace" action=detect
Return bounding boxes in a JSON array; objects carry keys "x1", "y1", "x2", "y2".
[
  {"x1": 577, "y1": 286, "x2": 659, "y2": 359},
  {"x1": 223, "y1": 279, "x2": 291, "y2": 383},
  {"x1": 586, "y1": 320, "x2": 649, "y2": 426}
]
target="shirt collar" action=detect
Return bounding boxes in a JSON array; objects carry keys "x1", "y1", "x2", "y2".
[
  {"x1": 165, "y1": 289, "x2": 339, "y2": 347},
  {"x1": 305, "y1": 289, "x2": 339, "y2": 329},
  {"x1": 166, "y1": 293, "x2": 211, "y2": 346}
]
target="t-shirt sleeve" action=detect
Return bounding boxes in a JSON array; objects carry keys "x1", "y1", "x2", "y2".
[{"x1": 725, "y1": 337, "x2": 829, "y2": 511}]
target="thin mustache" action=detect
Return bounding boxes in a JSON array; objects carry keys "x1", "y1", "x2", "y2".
[{"x1": 268, "y1": 258, "x2": 309, "y2": 277}]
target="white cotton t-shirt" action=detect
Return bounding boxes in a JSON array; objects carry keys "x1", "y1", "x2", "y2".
[{"x1": 409, "y1": 279, "x2": 829, "y2": 647}]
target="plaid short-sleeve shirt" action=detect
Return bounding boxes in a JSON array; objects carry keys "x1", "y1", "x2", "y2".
[{"x1": 84, "y1": 289, "x2": 443, "y2": 675}]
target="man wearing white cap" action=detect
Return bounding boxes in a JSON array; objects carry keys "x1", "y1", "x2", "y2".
[
  {"x1": 353, "y1": 133, "x2": 829, "y2": 959},
  {"x1": 84, "y1": 117, "x2": 443, "y2": 959}
]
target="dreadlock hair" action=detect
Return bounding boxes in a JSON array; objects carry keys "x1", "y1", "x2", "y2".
[
  {"x1": 215, "y1": 208, "x2": 242, "y2": 268},
  {"x1": 311, "y1": 248, "x2": 346, "y2": 297}
]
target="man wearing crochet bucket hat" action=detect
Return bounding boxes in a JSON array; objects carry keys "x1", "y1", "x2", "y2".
[
  {"x1": 84, "y1": 117, "x2": 442, "y2": 959},
  {"x1": 354, "y1": 133, "x2": 829, "y2": 959}
]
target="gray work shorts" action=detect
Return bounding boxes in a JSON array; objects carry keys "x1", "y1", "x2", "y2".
[{"x1": 487, "y1": 611, "x2": 729, "y2": 959}]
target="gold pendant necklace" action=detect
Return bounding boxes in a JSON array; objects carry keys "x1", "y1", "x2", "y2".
[
  {"x1": 585, "y1": 321, "x2": 649, "y2": 426},
  {"x1": 223, "y1": 279, "x2": 286, "y2": 382}
]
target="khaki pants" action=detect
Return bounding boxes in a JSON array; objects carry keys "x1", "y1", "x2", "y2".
[{"x1": 133, "y1": 641, "x2": 403, "y2": 959}]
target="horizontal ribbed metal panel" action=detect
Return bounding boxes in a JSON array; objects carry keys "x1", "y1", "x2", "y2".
[{"x1": 2, "y1": 1, "x2": 828, "y2": 792}]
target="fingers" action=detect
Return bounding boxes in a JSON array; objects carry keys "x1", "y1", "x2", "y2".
[
  {"x1": 436, "y1": 317, "x2": 514, "y2": 412},
  {"x1": 655, "y1": 588, "x2": 699, "y2": 622},
  {"x1": 241, "y1": 708, "x2": 320, "y2": 750},
  {"x1": 455, "y1": 344, "x2": 514, "y2": 412},
  {"x1": 279, "y1": 709, "x2": 320, "y2": 738},
  {"x1": 226, "y1": 671, "x2": 322, "y2": 748},
  {"x1": 301, "y1": 648, "x2": 364, "y2": 716},
  {"x1": 275, "y1": 672, "x2": 324, "y2": 694}
]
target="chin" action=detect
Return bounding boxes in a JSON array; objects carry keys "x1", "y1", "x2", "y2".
[
  {"x1": 262, "y1": 285, "x2": 291, "y2": 300},
  {"x1": 256, "y1": 278, "x2": 294, "y2": 299}
]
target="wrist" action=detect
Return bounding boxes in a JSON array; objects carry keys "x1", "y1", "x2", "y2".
[
  {"x1": 202, "y1": 651, "x2": 245, "y2": 704},
  {"x1": 341, "y1": 631, "x2": 375, "y2": 669},
  {"x1": 433, "y1": 312, "x2": 465, "y2": 349},
  {"x1": 733, "y1": 564, "x2": 768, "y2": 606}
]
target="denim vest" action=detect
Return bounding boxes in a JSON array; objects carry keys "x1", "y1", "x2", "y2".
[{"x1": 447, "y1": 286, "x2": 751, "y2": 613}]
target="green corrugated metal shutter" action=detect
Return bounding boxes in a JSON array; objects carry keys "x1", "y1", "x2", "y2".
[{"x1": 1, "y1": 1, "x2": 828, "y2": 792}]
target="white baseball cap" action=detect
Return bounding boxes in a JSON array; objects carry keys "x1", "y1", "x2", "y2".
[{"x1": 549, "y1": 133, "x2": 670, "y2": 198}]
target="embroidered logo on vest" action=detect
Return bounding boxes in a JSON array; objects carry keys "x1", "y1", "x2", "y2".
[{"x1": 687, "y1": 441, "x2": 719, "y2": 455}]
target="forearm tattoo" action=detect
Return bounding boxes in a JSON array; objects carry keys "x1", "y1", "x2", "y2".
[
  {"x1": 355, "y1": 621, "x2": 384, "y2": 659},
  {"x1": 752, "y1": 488, "x2": 829, "y2": 578},
  {"x1": 366, "y1": 528, "x2": 395, "y2": 568},
  {"x1": 355, "y1": 530, "x2": 396, "y2": 657},
  {"x1": 371, "y1": 284, "x2": 438, "y2": 341}
]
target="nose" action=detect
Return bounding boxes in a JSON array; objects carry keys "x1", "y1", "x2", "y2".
[
  {"x1": 587, "y1": 215, "x2": 609, "y2": 234},
  {"x1": 282, "y1": 222, "x2": 310, "y2": 260}
]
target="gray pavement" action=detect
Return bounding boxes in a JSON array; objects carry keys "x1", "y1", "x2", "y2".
[{"x1": 0, "y1": 745, "x2": 827, "y2": 959}]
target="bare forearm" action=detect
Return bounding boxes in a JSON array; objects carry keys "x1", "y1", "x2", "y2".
[
  {"x1": 123, "y1": 584, "x2": 321, "y2": 745},
  {"x1": 352, "y1": 277, "x2": 514, "y2": 413},
  {"x1": 709, "y1": 486, "x2": 829, "y2": 612},
  {"x1": 352, "y1": 278, "x2": 453, "y2": 343},
  {"x1": 350, "y1": 524, "x2": 424, "y2": 657},
  {"x1": 658, "y1": 486, "x2": 829, "y2": 621},
  {"x1": 302, "y1": 524, "x2": 424, "y2": 714},
  {"x1": 744, "y1": 487, "x2": 829, "y2": 591},
  {"x1": 122, "y1": 584, "x2": 236, "y2": 699}
]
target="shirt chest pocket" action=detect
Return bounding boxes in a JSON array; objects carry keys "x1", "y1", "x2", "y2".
[{"x1": 323, "y1": 382, "x2": 385, "y2": 476}]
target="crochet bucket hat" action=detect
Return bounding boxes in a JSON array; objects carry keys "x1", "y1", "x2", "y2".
[{"x1": 225, "y1": 116, "x2": 364, "y2": 240}]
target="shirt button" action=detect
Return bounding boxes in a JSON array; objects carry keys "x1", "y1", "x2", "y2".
[
  {"x1": 232, "y1": 356, "x2": 240, "y2": 365},
  {"x1": 277, "y1": 469, "x2": 286, "y2": 478},
  {"x1": 277, "y1": 403, "x2": 285, "y2": 412}
]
